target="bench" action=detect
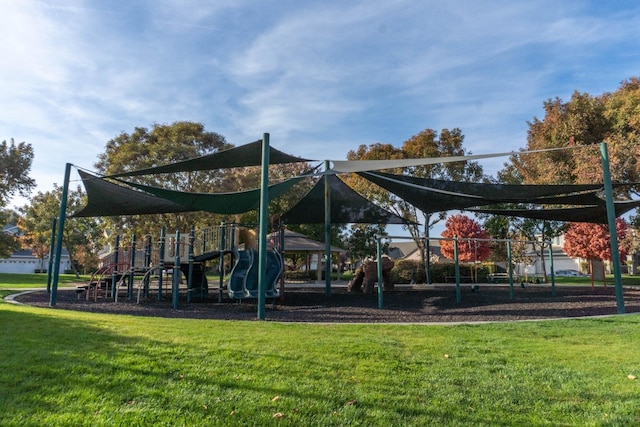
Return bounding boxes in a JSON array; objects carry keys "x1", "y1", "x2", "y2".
[{"x1": 487, "y1": 273, "x2": 511, "y2": 283}]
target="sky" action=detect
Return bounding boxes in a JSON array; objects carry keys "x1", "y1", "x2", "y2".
[{"x1": 2, "y1": 0, "x2": 640, "y2": 211}]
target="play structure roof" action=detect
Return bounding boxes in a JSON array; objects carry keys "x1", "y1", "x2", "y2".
[{"x1": 270, "y1": 229, "x2": 347, "y2": 253}]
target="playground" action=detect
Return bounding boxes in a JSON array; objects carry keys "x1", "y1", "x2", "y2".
[{"x1": 43, "y1": 137, "x2": 640, "y2": 319}]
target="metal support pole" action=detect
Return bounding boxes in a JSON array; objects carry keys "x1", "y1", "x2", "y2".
[
  {"x1": 158, "y1": 227, "x2": 165, "y2": 301},
  {"x1": 46, "y1": 217, "x2": 57, "y2": 294},
  {"x1": 600, "y1": 142, "x2": 625, "y2": 313},
  {"x1": 50, "y1": 163, "x2": 71, "y2": 307},
  {"x1": 548, "y1": 242, "x2": 556, "y2": 297},
  {"x1": 425, "y1": 223, "x2": 432, "y2": 285},
  {"x1": 219, "y1": 220, "x2": 226, "y2": 303},
  {"x1": 507, "y1": 239, "x2": 514, "y2": 300},
  {"x1": 112, "y1": 235, "x2": 120, "y2": 300},
  {"x1": 187, "y1": 228, "x2": 195, "y2": 303},
  {"x1": 257, "y1": 133, "x2": 270, "y2": 320},
  {"x1": 454, "y1": 237, "x2": 461, "y2": 303},
  {"x1": 172, "y1": 230, "x2": 180, "y2": 309},
  {"x1": 324, "y1": 160, "x2": 332, "y2": 297},
  {"x1": 376, "y1": 236, "x2": 384, "y2": 309},
  {"x1": 128, "y1": 234, "x2": 136, "y2": 301},
  {"x1": 144, "y1": 235, "x2": 152, "y2": 297}
]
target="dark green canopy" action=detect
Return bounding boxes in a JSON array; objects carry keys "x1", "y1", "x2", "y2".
[
  {"x1": 110, "y1": 139, "x2": 310, "y2": 178},
  {"x1": 280, "y1": 174, "x2": 412, "y2": 225},
  {"x1": 357, "y1": 171, "x2": 638, "y2": 223},
  {"x1": 72, "y1": 170, "x2": 304, "y2": 217},
  {"x1": 72, "y1": 170, "x2": 193, "y2": 217},
  {"x1": 116, "y1": 175, "x2": 303, "y2": 215},
  {"x1": 72, "y1": 139, "x2": 639, "y2": 225}
]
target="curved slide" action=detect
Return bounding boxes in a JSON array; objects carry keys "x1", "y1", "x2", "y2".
[{"x1": 228, "y1": 248, "x2": 282, "y2": 299}]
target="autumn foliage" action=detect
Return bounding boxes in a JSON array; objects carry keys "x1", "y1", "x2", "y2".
[
  {"x1": 440, "y1": 214, "x2": 490, "y2": 262},
  {"x1": 563, "y1": 219, "x2": 628, "y2": 261}
]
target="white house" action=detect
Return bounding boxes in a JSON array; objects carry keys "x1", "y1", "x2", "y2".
[{"x1": 0, "y1": 248, "x2": 71, "y2": 274}]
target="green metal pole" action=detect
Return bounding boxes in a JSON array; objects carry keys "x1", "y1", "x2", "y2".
[
  {"x1": 172, "y1": 230, "x2": 180, "y2": 309},
  {"x1": 425, "y1": 222, "x2": 431, "y2": 285},
  {"x1": 507, "y1": 239, "x2": 514, "y2": 300},
  {"x1": 46, "y1": 217, "x2": 57, "y2": 294},
  {"x1": 257, "y1": 133, "x2": 270, "y2": 320},
  {"x1": 548, "y1": 241, "x2": 556, "y2": 297},
  {"x1": 219, "y1": 220, "x2": 226, "y2": 303},
  {"x1": 187, "y1": 227, "x2": 195, "y2": 303},
  {"x1": 454, "y1": 237, "x2": 461, "y2": 303},
  {"x1": 50, "y1": 163, "x2": 71, "y2": 307},
  {"x1": 112, "y1": 234, "x2": 120, "y2": 301},
  {"x1": 128, "y1": 234, "x2": 136, "y2": 301},
  {"x1": 376, "y1": 236, "x2": 383, "y2": 309},
  {"x1": 324, "y1": 160, "x2": 332, "y2": 298},
  {"x1": 144, "y1": 235, "x2": 152, "y2": 298},
  {"x1": 158, "y1": 227, "x2": 165, "y2": 301},
  {"x1": 600, "y1": 142, "x2": 625, "y2": 313}
]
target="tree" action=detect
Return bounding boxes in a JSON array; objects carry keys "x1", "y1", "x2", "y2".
[
  {"x1": 343, "y1": 128, "x2": 484, "y2": 266},
  {"x1": 19, "y1": 186, "x2": 103, "y2": 275},
  {"x1": 0, "y1": 209, "x2": 21, "y2": 258},
  {"x1": 94, "y1": 121, "x2": 314, "y2": 239},
  {"x1": 342, "y1": 223, "x2": 388, "y2": 263},
  {"x1": 0, "y1": 139, "x2": 35, "y2": 207},
  {"x1": 563, "y1": 219, "x2": 629, "y2": 278},
  {"x1": 94, "y1": 121, "x2": 232, "y2": 237},
  {"x1": 440, "y1": 214, "x2": 490, "y2": 262}
]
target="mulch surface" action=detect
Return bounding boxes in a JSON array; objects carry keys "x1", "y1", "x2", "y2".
[{"x1": 13, "y1": 284, "x2": 640, "y2": 323}]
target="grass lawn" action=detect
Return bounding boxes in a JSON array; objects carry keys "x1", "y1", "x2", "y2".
[
  {"x1": 2, "y1": 289, "x2": 640, "y2": 426},
  {"x1": 0, "y1": 273, "x2": 90, "y2": 289}
]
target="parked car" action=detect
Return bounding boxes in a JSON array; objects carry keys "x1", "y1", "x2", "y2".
[{"x1": 555, "y1": 269, "x2": 588, "y2": 277}]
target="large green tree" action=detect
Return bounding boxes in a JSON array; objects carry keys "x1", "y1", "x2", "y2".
[
  {"x1": 94, "y1": 121, "x2": 232, "y2": 238},
  {"x1": 510, "y1": 78, "x2": 640, "y2": 200},
  {"x1": 0, "y1": 139, "x2": 35, "y2": 208},
  {"x1": 488, "y1": 77, "x2": 640, "y2": 271},
  {"x1": 343, "y1": 128, "x2": 484, "y2": 265},
  {"x1": 94, "y1": 121, "x2": 315, "y2": 242}
]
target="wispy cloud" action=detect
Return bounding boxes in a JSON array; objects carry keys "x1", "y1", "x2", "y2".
[{"x1": 2, "y1": 0, "x2": 640, "y2": 208}]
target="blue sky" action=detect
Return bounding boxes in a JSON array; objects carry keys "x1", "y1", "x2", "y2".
[{"x1": 3, "y1": 0, "x2": 640, "y2": 210}]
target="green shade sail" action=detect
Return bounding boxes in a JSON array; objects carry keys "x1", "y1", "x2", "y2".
[
  {"x1": 280, "y1": 174, "x2": 413, "y2": 225},
  {"x1": 109, "y1": 139, "x2": 311, "y2": 178}
]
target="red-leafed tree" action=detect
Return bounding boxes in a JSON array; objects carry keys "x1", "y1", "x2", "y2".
[
  {"x1": 563, "y1": 219, "x2": 629, "y2": 279},
  {"x1": 440, "y1": 214, "x2": 490, "y2": 262}
]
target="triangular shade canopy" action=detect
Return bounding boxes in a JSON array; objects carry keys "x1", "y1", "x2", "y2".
[
  {"x1": 115, "y1": 175, "x2": 304, "y2": 215},
  {"x1": 358, "y1": 171, "x2": 609, "y2": 214},
  {"x1": 470, "y1": 199, "x2": 640, "y2": 224},
  {"x1": 72, "y1": 170, "x2": 193, "y2": 217},
  {"x1": 110, "y1": 140, "x2": 311, "y2": 178},
  {"x1": 72, "y1": 170, "x2": 304, "y2": 217},
  {"x1": 280, "y1": 174, "x2": 412, "y2": 225}
]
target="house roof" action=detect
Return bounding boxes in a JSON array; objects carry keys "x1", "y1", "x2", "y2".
[{"x1": 270, "y1": 229, "x2": 346, "y2": 253}]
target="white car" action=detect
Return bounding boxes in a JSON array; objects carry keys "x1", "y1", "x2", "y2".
[{"x1": 555, "y1": 269, "x2": 588, "y2": 277}]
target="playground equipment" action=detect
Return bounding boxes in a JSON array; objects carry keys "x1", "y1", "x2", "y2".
[
  {"x1": 80, "y1": 222, "x2": 285, "y2": 308},
  {"x1": 348, "y1": 255, "x2": 395, "y2": 293},
  {"x1": 228, "y1": 247, "x2": 282, "y2": 300}
]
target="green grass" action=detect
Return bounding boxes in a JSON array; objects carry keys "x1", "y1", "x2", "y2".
[
  {"x1": 1, "y1": 292, "x2": 640, "y2": 426},
  {"x1": 0, "y1": 273, "x2": 90, "y2": 288}
]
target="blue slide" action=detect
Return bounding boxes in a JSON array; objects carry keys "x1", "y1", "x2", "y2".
[
  {"x1": 230, "y1": 249, "x2": 283, "y2": 299},
  {"x1": 228, "y1": 248, "x2": 254, "y2": 299}
]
